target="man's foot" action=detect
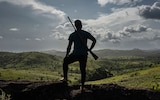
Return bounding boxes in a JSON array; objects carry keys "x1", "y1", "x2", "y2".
[
  {"x1": 80, "y1": 86, "x2": 85, "y2": 92},
  {"x1": 60, "y1": 78, "x2": 68, "y2": 85}
]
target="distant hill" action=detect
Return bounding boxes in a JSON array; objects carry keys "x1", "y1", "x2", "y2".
[
  {"x1": 94, "y1": 49, "x2": 160, "y2": 58},
  {"x1": 42, "y1": 49, "x2": 160, "y2": 58},
  {"x1": 1, "y1": 49, "x2": 160, "y2": 69},
  {"x1": 0, "y1": 52, "x2": 62, "y2": 69},
  {"x1": 42, "y1": 50, "x2": 65, "y2": 57}
]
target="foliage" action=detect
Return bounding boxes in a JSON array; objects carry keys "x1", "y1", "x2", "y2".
[
  {"x1": 0, "y1": 88, "x2": 11, "y2": 100},
  {"x1": 87, "y1": 67, "x2": 113, "y2": 81},
  {"x1": 0, "y1": 52, "x2": 62, "y2": 70}
]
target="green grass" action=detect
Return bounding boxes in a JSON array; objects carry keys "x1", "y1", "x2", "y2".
[
  {"x1": 0, "y1": 68, "x2": 62, "y2": 81},
  {"x1": 0, "y1": 67, "x2": 82, "y2": 85},
  {"x1": 87, "y1": 65, "x2": 160, "y2": 90}
]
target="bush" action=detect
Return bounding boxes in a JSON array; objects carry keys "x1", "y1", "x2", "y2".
[{"x1": 87, "y1": 67, "x2": 113, "y2": 81}]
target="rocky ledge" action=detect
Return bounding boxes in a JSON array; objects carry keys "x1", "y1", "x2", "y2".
[{"x1": 0, "y1": 80, "x2": 160, "y2": 100}]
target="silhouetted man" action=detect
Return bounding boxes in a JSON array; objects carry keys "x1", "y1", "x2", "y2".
[{"x1": 62, "y1": 20, "x2": 96, "y2": 90}]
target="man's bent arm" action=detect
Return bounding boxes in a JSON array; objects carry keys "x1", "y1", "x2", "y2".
[{"x1": 89, "y1": 37, "x2": 96, "y2": 51}]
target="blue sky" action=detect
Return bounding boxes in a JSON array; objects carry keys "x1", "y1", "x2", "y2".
[{"x1": 0, "y1": 0, "x2": 160, "y2": 52}]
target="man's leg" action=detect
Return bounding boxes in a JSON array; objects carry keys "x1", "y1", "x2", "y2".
[
  {"x1": 79, "y1": 56, "x2": 87, "y2": 89},
  {"x1": 63, "y1": 57, "x2": 68, "y2": 81},
  {"x1": 63, "y1": 55, "x2": 77, "y2": 82}
]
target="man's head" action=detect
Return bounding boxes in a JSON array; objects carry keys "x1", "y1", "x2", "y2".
[{"x1": 75, "y1": 20, "x2": 82, "y2": 30}]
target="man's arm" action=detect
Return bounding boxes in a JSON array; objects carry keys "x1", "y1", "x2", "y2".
[
  {"x1": 89, "y1": 37, "x2": 96, "y2": 51},
  {"x1": 88, "y1": 35, "x2": 96, "y2": 51},
  {"x1": 88, "y1": 36, "x2": 98, "y2": 60},
  {"x1": 65, "y1": 40, "x2": 73, "y2": 57}
]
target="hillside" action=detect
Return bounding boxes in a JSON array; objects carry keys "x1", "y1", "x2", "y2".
[
  {"x1": 0, "y1": 49, "x2": 160, "y2": 83},
  {"x1": 0, "y1": 52, "x2": 64, "y2": 81},
  {"x1": 0, "y1": 52, "x2": 62, "y2": 69},
  {"x1": 87, "y1": 66, "x2": 160, "y2": 90}
]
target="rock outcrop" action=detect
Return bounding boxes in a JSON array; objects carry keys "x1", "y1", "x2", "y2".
[{"x1": 0, "y1": 80, "x2": 160, "y2": 100}]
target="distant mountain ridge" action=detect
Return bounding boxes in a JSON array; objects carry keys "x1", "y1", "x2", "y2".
[
  {"x1": 42, "y1": 50, "x2": 65, "y2": 57},
  {"x1": 0, "y1": 49, "x2": 160, "y2": 68},
  {"x1": 94, "y1": 49, "x2": 160, "y2": 58},
  {"x1": 42, "y1": 49, "x2": 160, "y2": 58}
]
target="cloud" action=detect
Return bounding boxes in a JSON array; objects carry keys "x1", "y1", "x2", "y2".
[
  {"x1": 52, "y1": 7, "x2": 144, "y2": 45},
  {"x1": 0, "y1": 36, "x2": 3, "y2": 39},
  {"x1": 97, "y1": 0, "x2": 142, "y2": 7},
  {"x1": 52, "y1": 33, "x2": 68, "y2": 40},
  {"x1": 152, "y1": 34, "x2": 160, "y2": 40},
  {"x1": 9, "y1": 28, "x2": 19, "y2": 32},
  {"x1": 0, "y1": 0, "x2": 66, "y2": 22},
  {"x1": 35, "y1": 38, "x2": 42, "y2": 41},
  {"x1": 25, "y1": 38, "x2": 30, "y2": 41},
  {"x1": 83, "y1": 7, "x2": 141, "y2": 30},
  {"x1": 139, "y1": 2, "x2": 160, "y2": 20},
  {"x1": 119, "y1": 24, "x2": 149, "y2": 37}
]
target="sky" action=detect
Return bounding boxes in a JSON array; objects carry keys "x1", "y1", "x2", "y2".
[{"x1": 0, "y1": 0, "x2": 160, "y2": 52}]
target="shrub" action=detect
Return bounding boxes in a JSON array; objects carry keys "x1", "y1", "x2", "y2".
[{"x1": 87, "y1": 67, "x2": 113, "y2": 81}]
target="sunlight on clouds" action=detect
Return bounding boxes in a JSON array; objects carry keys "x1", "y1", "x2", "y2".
[
  {"x1": 52, "y1": 7, "x2": 147, "y2": 45},
  {"x1": 97, "y1": 0, "x2": 142, "y2": 6},
  {"x1": 84, "y1": 7, "x2": 141, "y2": 32}
]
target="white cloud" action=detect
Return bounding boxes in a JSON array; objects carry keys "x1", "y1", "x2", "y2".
[
  {"x1": 97, "y1": 0, "x2": 142, "y2": 7},
  {"x1": 81, "y1": 7, "x2": 141, "y2": 38},
  {"x1": 51, "y1": 32, "x2": 68, "y2": 40},
  {"x1": 9, "y1": 28, "x2": 19, "y2": 32},
  {"x1": 52, "y1": 7, "x2": 145, "y2": 44},
  {"x1": 25, "y1": 38, "x2": 30, "y2": 41},
  {"x1": 84, "y1": 7, "x2": 141, "y2": 30},
  {"x1": 119, "y1": 24, "x2": 149, "y2": 36},
  {"x1": 35, "y1": 38, "x2": 42, "y2": 41}
]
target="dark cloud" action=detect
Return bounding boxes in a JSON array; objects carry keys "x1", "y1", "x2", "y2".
[{"x1": 139, "y1": 2, "x2": 160, "y2": 19}]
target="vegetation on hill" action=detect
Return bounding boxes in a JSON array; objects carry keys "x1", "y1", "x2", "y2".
[
  {"x1": 0, "y1": 49, "x2": 160, "y2": 89},
  {"x1": 87, "y1": 65, "x2": 160, "y2": 90},
  {"x1": 0, "y1": 52, "x2": 63, "y2": 81},
  {"x1": 0, "y1": 52, "x2": 62, "y2": 69}
]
